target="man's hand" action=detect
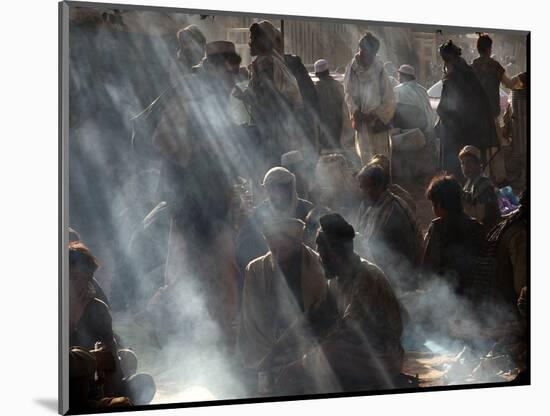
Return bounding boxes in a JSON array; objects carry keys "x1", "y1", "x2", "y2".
[
  {"x1": 90, "y1": 348, "x2": 116, "y2": 373},
  {"x1": 363, "y1": 111, "x2": 379, "y2": 123},
  {"x1": 231, "y1": 86, "x2": 245, "y2": 100}
]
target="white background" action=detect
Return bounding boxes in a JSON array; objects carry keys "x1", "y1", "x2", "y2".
[{"x1": 1, "y1": 0, "x2": 546, "y2": 414}]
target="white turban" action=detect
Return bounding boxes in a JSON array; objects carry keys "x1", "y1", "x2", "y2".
[
  {"x1": 262, "y1": 167, "x2": 296, "y2": 187},
  {"x1": 314, "y1": 59, "x2": 329, "y2": 73}
]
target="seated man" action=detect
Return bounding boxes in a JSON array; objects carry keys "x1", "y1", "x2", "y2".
[
  {"x1": 69, "y1": 347, "x2": 132, "y2": 411},
  {"x1": 421, "y1": 175, "x2": 485, "y2": 297},
  {"x1": 486, "y1": 190, "x2": 527, "y2": 324},
  {"x1": 459, "y1": 145, "x2": 501, "y2": 234},
  {"x1": 275, "y1": 213, "x2": 404, "y2": 394},
  {"x1": 368, "y1": 154, "x2": 416, "y2": 215},
  {"x1": 69, "y1": 242, "x2": 156, "y2": 406},
  {"x1": 236, "y1": 167, "x2": 314, "y2": 272},
  {"x1": 237, "y1": 218, "x2": 327, "y2": 388},
  {"x1": 355, "y1": 164, "x2": 422, "y2": 292}
]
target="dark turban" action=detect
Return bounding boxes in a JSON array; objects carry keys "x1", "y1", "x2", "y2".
[
  {"x1": 439, "y1": 40, "x2": 462, "y2": 59},
  {"x1": 359, "y1": 32, "x2": 380, "y2": 55},
  {"x1": 318, "y1": 213, "x2": 355, "y2": 242}
]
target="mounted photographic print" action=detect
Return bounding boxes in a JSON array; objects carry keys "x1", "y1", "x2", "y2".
[{"x1": 59, "y1": 1, "x2": 530, "y2": 414}]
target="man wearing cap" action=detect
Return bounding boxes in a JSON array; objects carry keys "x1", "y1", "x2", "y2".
[
  {"x1": 459, "y1": 145, "x2": 501, "y2": 233},
  {"x1": 233, "y1": 20, "x2": 303, "y2": 167},
  {"x1": 343, "y1": 32, "x2": 396, "y2": 165},
  {"x1": 274, "y1": 213, "x2": 403, "y2": 394},
  {"x1": 314, "y1": 59, "x2": 346, "y2": 152},
  {"x1": 393, "y1": 64, "x2": 436, "y2": 134},
  {"x1": 237, "y1": 218, "x2": 328, "y2": 373},
  {"x1": 235, "y1": 167, "x2": 314, "y2": 272}
]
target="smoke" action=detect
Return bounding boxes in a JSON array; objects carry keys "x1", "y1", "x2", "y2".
[{"x1": 67, "y1": 6, "x2": 526, "y2": 406}]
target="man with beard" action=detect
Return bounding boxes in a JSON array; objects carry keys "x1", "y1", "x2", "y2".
[
  {"x1": 355, "y1": 164, "x2": 422, "y2": 292},
  {"x1": 233, "y1": 20, "x2": 303, "y2": 169},
  {"x1": 343, "y1": 32, "x2": 396, "y2": 165},
  {"x1": 235, "y1": 167, "x2": 314, "y2": 273},
  {"x1": 143, "y1": 41, "x2": 245, "y2": 347},
  {"x1": 273, "y1": 213, "x2": 403, "y2": 394},
  {"x1": 237, "y1": 218, "x2": 328, "y2": 384},
  {"x1": 436, "y1": 40, "x2": 498, "y2": 181},
  {"x1": 168, "y1": 24, "x2": 206, "y2": 84}
]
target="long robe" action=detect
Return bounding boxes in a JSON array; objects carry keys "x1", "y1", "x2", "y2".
[
  {"x1": 436, "y1": 58, "x2": 498, "y2": 179},
  {"x1": 148, "y1": 65, "x2": 244, "y2": 345},
  {"x1": 393, "y1": 80, "x2": 437, "y2": 132},
  {"x1": 343, "y1": 56, "x2": 396, "y2": 164},
  {"x1": 421, "y1": 212, "x2": 484, "y2": 296},
  {"x1": 301, "y1": 257, "x2": 404, "y2": 393},
  {"x1": 238, "y1": 244, "x2": 327, "y2": 370},
  {"x1": 315, "y1": 76, "x2": 346, "y2": 151},
  {"x1": 356, "y1": 190, "x2": 422, "y2": 291},
  {"x1": 244, "y1": 50, "x2": 304, "y2": 167}
]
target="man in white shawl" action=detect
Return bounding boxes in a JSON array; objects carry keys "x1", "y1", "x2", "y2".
[
  {"x1": 343, "y1": 32, "x2": 396, "y2": 165},
  {"x1": 233, "y1": 20, "x2": 303, "y2": 168},
  {"x1": 393, "y1": 64, "x2": 437, "y2": 134},
  {"x1": 237, "y1": 218, "x2": 328, "y2": 377}
]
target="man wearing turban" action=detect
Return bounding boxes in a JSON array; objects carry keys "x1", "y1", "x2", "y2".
[{"x1": 343, "y1": 32, "x2": 396, "y2": 165}]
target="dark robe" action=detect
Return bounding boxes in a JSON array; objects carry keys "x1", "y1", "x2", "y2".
[
  {"x1": 436, "y1": 58, "x2": 498, "y2": 179},
  {"x1": 285, "y1": 54, "x2": 321, "y2": 155},
  {"x1": 357, "y1": 191, "x2": 422, "y2": 291},
  {"x1": 485, "y1": 209, "x2": 527, "y2": 322},
  {"x1": 421, "y1": 212, "x2": 484, "y2": 296},
  {"x1": 472, "y1": 56, "x2": 505, "y2": 118},
  {"x1": 315, "y1": 75, "x2": 345, "y2": 150},
  {"x1": 277, "y1": 256, "x2": 404, "y2": 394}
]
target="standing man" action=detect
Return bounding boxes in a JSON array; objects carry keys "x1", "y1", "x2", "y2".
[
  {"x1": 393, "y1": 64, "x2": 437, "y2": 135},
  {"x1": 344, "y1": 32, "x2": 396, "y2": 165},
  {"x1": 472, "y1": 34, "x2": 522, "y2": 185},
  {"x1": 314, "y1": 59, "x2": 346, "y2": 152},
  {"x1": 436, "y1": 40, "x2": 498, "y2": 181},
  {"x1": 234, "y1": 20, "x2": 303, "y2": 169},
  {"x1": 421, "y1": 175, "x2": 485, "y2": 297},
  {"x1": 147, "y1": 41, "x2": 245, "y2": 347},
  {"x1": 459, "y1": 145, "x2": 501, "y2": 233},
  {"x1": 168, "y1": 24, "x2": 207, "y2": 83}
]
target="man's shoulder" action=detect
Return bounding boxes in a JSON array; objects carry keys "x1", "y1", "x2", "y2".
[
  {"x1": 474, "y1": 176, "x2": 497, "y2": 196},
  {"x1": 297, "y1": 198, "x2": 315, "y2": 218},
  {"x1": 245, "y1": 252, "x2": 271, "y2": 274},
  {"x1": 356, "y1": 259, "x2": 392, "y2": 289},
  {"x1": 82, "y1": 298, "x2": 112, "y2": 325}
]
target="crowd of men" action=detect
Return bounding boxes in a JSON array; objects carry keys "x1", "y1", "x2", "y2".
[{"x1": 68, "y1": 20, "x2": 528, "y2": 409}]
